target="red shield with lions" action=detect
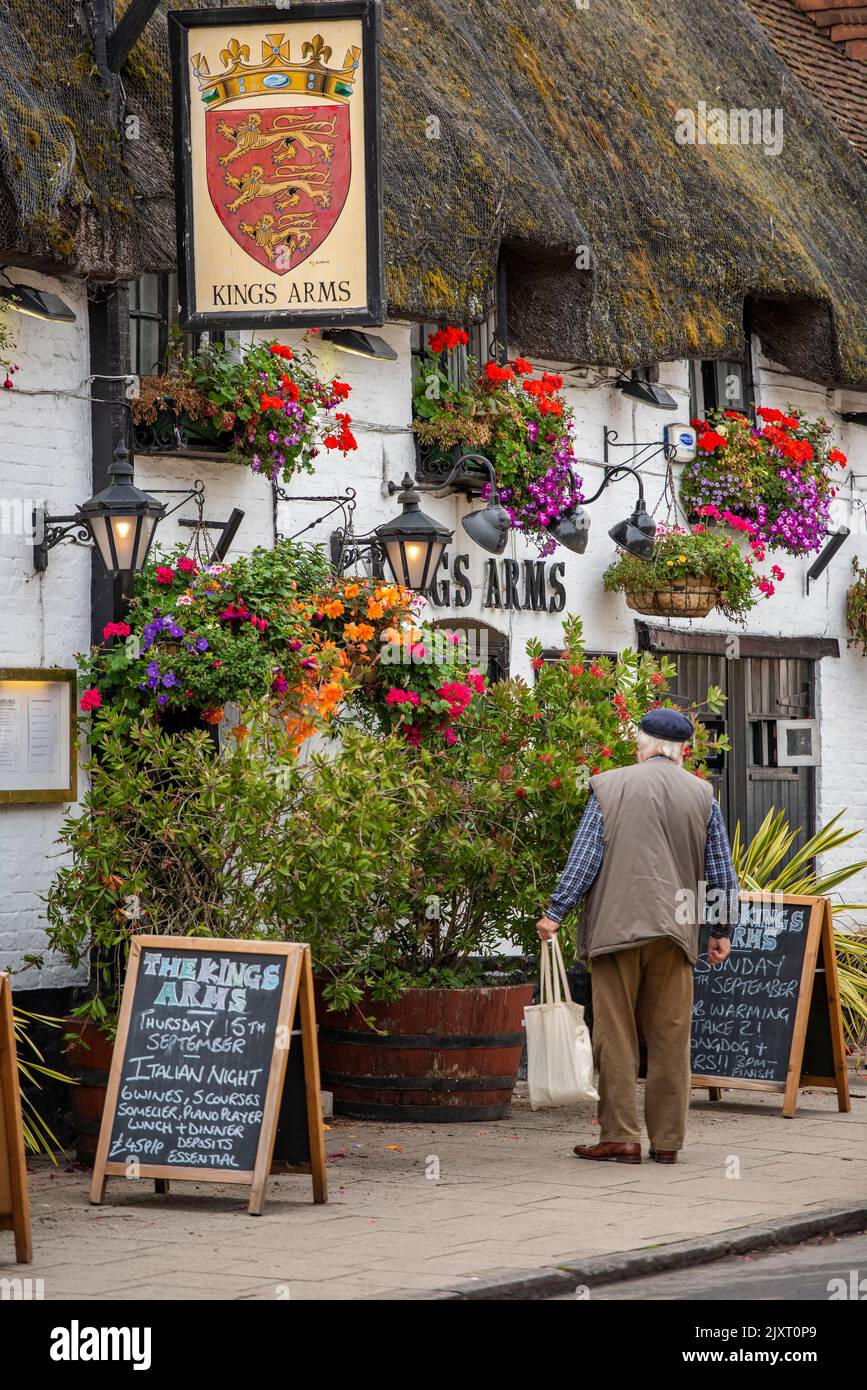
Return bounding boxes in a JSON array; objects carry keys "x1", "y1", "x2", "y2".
[{"x1": 206, "y1": 105, "x2": 351, "y2": 274}]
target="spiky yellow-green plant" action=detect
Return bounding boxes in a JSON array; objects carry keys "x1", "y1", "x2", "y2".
[
  {"x1": 12, "y1": 1006, "x2": 73, "y2": 1161},
  {"x1": 732, "y1": 809, "x2": 867, "y2": 1049}
]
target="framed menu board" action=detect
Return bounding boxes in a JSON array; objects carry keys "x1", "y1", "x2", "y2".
[{"x1": 0, "y1": 669, "x2": 76, "y2": 804}]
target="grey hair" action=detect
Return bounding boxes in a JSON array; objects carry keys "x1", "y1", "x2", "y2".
[{"x1": 635, "y1": 728, "x2": 685, "y2": 764}]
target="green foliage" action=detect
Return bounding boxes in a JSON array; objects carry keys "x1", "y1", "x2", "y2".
[
  {"x1": 12, "y1": 1005, "x2": 71, "y2": 1161},
  {"x1": 732, "y1": 808, "x2": 867, "y2": 1048},
  {"x1": 80, "y1": 537, "x2": 332, "y2": 724},
  {"x1": 411, "y1": 334, "x2": 581, "y2": 552},
  {"x1": 131, "y1": 332, "x2": 355, "y2": 482},
  {"x1": 846, "y1": 556, "x2": 867, "y2": 656},
  {"x1": 603, "y1": 523, "x2": 761, "y2": 623},
  {"x1": 38, "y1": 705, "x2": 430, "y2": 1028}
]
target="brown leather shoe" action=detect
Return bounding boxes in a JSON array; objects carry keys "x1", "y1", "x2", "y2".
[
  {"x1": 574, "y1": 1141, "x2": 641, "y2": 1164},
  {"x1": 648, "y1": 1148, "x2": 678, "y2": 1164}
]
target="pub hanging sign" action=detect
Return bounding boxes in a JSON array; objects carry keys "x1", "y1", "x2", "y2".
[{"x1": 168, "y1": 3, "x2": 384, "y2": 331}]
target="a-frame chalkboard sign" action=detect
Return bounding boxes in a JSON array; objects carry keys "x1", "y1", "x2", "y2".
[
  {"x1": 691, "y1": 893, "x2": 850, "y2": 1118},
  {"x1": 91, "y1": 939, "x2": 327, "y2": 1215},
  {"x1": 0, "y1": 973, "x2": 32, "y2": 1263}
]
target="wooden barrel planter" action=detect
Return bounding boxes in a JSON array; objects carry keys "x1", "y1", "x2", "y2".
[
  {"x1": 65, "y1": 1019, "x2": 113, "y2": 1166},
  {"x1": 315, "y1": 982, "x2": 534, "y2": 1122},
  {"x1": 625, "y1": 575, "x2": 719, "y2": 619}
]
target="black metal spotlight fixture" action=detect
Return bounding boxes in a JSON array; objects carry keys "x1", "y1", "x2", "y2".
[
  {"x1": 551, "y1": 505, "x2": 591, "y2": 554},
  {"x1": 805, "y1": 525, "x2": 850, "y2": 592},
  {"x1": 608, "y1": 503, "x2": 656, "y2": 560},
  {"x1": 321, "y1": 329, "x2": 398, "y2": 362},
  {"x1": 618, "y1": 368, "x2": 677, "y2": 411},
  {"x1": 452, "y1": 453, "x2": 511, "y2": 556},
  {"x1": 374, "y1": 474, "x2": 454, "y2": 591},
  {"x1": 582, "y1": 462, "x2": 657, "y2": 560},
  {"x1": 0, "y1": 282, "x2": 76, "y2": 323},
  {"x1": 34, "y1": 441, "x2": 165, "y2": 575}
]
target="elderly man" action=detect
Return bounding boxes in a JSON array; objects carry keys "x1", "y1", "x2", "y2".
[{"x1": 536, "y1": 708, "x2": 738, "y2": 1165}]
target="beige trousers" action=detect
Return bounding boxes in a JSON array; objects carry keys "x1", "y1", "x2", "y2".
[{"x1": 590, "y1": 936, "x2": 694, "y2": 1151}]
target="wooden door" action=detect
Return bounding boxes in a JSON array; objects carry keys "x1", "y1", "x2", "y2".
[{"x1": 668, "y1": 653, "x2": 815, "y2": 858}]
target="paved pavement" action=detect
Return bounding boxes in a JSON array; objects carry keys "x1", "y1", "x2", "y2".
[
  {"x1": 550, "y1": 1232, "x2": 867, "y2": 1300},
  {"x1": 8, "y1": 1077, "x2": 867, "y2": 1300}
]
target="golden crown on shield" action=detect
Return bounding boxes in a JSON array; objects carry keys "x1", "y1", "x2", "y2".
[{"x1": 191, "y1": 33, "x2": 361, "y2": 108}]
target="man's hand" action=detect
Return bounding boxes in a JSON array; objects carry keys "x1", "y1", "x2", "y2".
[
  {"x1": 536, "y1": 915, "x2": 560, "y2": 941},
  {"x1": 707, "y1": 934, "x2": 731, "y2": 966}
]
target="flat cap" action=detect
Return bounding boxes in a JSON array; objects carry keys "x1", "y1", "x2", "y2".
[{"x1": 640, "y1": 708, "x2": 694, "y2": 742}]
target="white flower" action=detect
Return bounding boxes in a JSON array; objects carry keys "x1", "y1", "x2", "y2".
[
  {"x1": 176, "y1": 594, "x2": 194, "y2": 606},
  {"x1": 207, "y1": 563, "x2": 228, "y2": 575}
]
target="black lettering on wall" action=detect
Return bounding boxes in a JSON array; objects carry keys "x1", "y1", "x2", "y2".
[
  {"x1": 548, "y1": 562, "x2": 566, "y2": 613},
  {"x1": 453, "y1": 554, "x2": 471, "y2": 608},
  {"x1": 503, "y1": 560, "x2": 522, "y2": 611},
  {"x1": 429, "y1": 551, "x2": 450, "y2": 607},
  {"x1": 483, "y1": 558, "x2": 502, "y2": 609},
  {"x1": 523, "y1": 560, "x2": 547, "y2": 611}
]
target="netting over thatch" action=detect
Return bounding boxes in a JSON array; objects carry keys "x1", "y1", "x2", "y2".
[{"x1": 2, "y1": 0, "x2": 867, "y2": 385}]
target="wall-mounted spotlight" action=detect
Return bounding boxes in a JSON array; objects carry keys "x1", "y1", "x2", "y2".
[
  {"x1": 618, "y1": 368, "x2": 677, "y2": 411},
  {"x1": 0, "y1": 282, "x2": 76, "y2": 323},
  {"x1": 582, "y1": 461, "x2": 657, "y2": 560},
  {"x1": 321, "y1": 329, "x2": 398, "y2": 362},
  {"x1": 551, "y1": 505, "x2": 591, "y2": 554},
  {"x1": 805, "y1": 525, "x2": 850, "y2": 592},
  {"x1": 447, "y1": 453, "x2": 511, "y2": 556}
]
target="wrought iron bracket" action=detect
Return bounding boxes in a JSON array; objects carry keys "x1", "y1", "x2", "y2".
[
  {"x1": 329, "y1": 530, "x2": 385, "y2": 578},
  {"x1": 32, "y1": 508, "x2": 93, "y2": 573},
  {"x1": 603, "y1": 426, "x2": 675, "y2": 479}
]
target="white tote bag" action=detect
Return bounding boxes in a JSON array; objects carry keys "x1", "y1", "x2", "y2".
[{"x1": 525, "y1": 937, "x2": 598, "y2": 1109}]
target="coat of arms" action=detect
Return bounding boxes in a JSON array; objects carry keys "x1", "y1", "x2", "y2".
[{"x1": 191, "y1": 32, "x2": 360, "y2": 275}]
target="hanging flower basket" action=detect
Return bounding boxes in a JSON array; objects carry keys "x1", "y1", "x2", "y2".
[
  {"x1": 604, "y1": 523, "x2": 776, "y2": 624},
  {"x1": 414, "y1": 439, "x2": 490, "y2": 496},
  {"x1": 624, "y1": 575, "x2": 720, "y2": 618}
]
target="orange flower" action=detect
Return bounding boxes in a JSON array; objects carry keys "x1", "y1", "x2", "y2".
[
  {"x1": 343, "y1": 582, "x2": 360, "y2": 598},
  {"x1": 381, "y1": 626, "x2": 401, "y2": 644},
  {"x1": 232, "y1": 724, "x2": 250, "y2": 743},
  {"x1": 323, "y1": 599, "x2": 345, "y2": 619},
  {"x1": 344, "y1": 621, "x2": 376, "y2": 642},
  {"x1": 367, "y1": 600, "x2": 385, "y2": 619}
]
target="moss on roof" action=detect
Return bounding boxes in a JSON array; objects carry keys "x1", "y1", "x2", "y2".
[{"x1": 1, "y1": 0, "x2": 866, "y2": 385}]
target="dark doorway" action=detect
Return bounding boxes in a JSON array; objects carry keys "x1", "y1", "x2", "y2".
[
  {"x1": 432, "y1": 618, "x2": 509, "y2": 683},
  {"x1": 668, "y1": 652, "x2": 816, "y2": 859}
]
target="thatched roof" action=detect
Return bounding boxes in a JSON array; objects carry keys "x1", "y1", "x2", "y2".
[{"x1": 2, "y1": 0, "x2": 867, "y2": 386}]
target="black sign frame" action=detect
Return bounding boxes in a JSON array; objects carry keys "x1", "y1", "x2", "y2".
[{"x1": 168, "y1": 2, "x2": 385, "y2": 331}]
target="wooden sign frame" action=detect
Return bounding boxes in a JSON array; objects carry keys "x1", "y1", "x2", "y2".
[
  {"x1": 169, "y1": 2, "x2": 385, "y2": 331},
  {"x1": 91, "y1": 939, "x2": 327, "y2": 1215},
  {"x1": 692, "y1": 893, "x2": 851, "y2": 1118},
  {"x1": 0, "y1": 668, "x2": 76, "y2": 805},
  {"x1": 0, "y1": 974, "x2": 32, "y2": 1263}
]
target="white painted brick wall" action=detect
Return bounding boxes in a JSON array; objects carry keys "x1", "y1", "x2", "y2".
[{"x1": 0, "y1": 271, "x2": 91, "y2": 987}]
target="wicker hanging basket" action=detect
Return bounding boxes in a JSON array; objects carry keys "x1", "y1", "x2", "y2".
[{"x1": 624, "y1": 574, "x2": 720, "y2": 618}]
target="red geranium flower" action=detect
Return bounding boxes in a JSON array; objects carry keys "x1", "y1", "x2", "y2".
[
  {"x1": 698, "y1": 430, "x2": 727, "y2": 452},
  {"x1": 156, "y1": 566, "x2": 175, "y2": 585},
  {"x1": 483, "y1": 360, "x2": 515, "y2": 383}
]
